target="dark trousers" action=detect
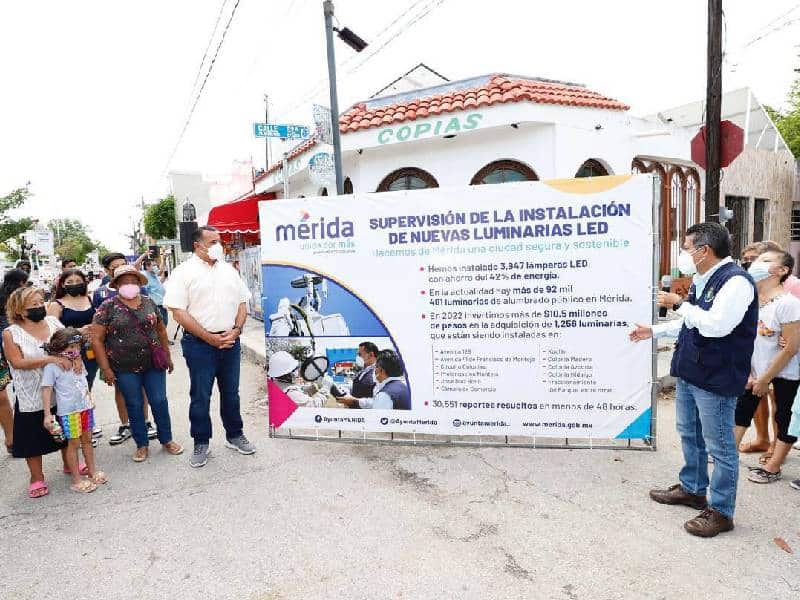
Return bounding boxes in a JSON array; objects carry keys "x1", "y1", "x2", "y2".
[
  {"x1": 735, "y1": 377, "x2": 799, "y2": 445},
  {"x1": 181, "y1": 333, "x2": 243, "y2": 444}
]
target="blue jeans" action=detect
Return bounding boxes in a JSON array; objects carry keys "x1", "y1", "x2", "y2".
[
  {"x1": 181, "y1": 333, "x2": 243, "y2": 444},
  {"x1": 115, "y1": 368, "x2": 173, "y2": 448},
  {"x1": 675, "y1": 379, "x2": 739, "y2": 519}
]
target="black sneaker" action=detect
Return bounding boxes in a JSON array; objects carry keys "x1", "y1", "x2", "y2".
[
  {"x1": 789, "y1": 479, "x2": 800, "y2": 491},
  {"x1": 109, "y1": 424, "x2": 131, "y2": 446},
  {"x1": 92, "y1": 425, "x2": 103, "y2": 439},
  {"x1": 146, "y1": 422, "x2": 158, "y2": 440}
]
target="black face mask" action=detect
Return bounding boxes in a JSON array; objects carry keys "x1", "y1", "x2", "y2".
[
  {"x1": 741, "y1": 261, "x2": 752, "y2": 271},
  {"x1": 26, "y1": 307, "x2": 47, "y2": 322},
  {"x1": 64, "y1": 284, "x2": 87, "y2": 297}
]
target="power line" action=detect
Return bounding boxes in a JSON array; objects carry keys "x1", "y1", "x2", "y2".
[
  {"x1": 743, "y1": 2, "x2": 800, "y2": 46},
  {"x1": 742, "y1": 3, "x2": 800, "y2": 49},
  {"x1": 161, "y1": 0, "x2": 244, "y2": 176},
  {"x1": 274, "y1": 0, "x2": 445, "y2": 118},
  {"x1": 187, "y1": 0, "x2": 230, "y2": 104},
  {"x1": 346, "y1": 0, "x2": 446, "y2": 76}
]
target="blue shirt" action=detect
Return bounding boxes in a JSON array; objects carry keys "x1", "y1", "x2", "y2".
[
  {"x1": 42, "y1": 363, "x2": 92, "y2": 416},
  {"x1": 142, "y1": 270, "x2": 165, "y2": 306}
]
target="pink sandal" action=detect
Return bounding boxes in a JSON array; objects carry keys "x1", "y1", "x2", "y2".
[
  {"x1": 28, "y1": 481, "x2": 49, "y2": 499},
  {"x1": 63, "y1": 463, "x2": 89, "y2": 476}
]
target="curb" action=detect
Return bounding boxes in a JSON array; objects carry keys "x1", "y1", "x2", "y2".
[{"x1": 240, "y1": 339, "x2": 266, "y2": 368}]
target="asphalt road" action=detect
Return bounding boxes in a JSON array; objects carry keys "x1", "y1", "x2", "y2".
[{"x1": 1, "y1": 345, "x2": 799, "y2": 600}]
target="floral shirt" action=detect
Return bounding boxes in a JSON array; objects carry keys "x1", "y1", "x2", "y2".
[{"x1": 94, "y1": 296, "x2": 162, "y2": 373}]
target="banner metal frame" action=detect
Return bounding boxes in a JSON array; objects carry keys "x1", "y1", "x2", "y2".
[{"x1": 269, "y1": 176, "x2": 661, "y2": 451}]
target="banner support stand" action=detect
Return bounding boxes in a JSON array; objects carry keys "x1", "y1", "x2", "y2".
[{"x1": 649, "y1": 174, "x2": 661, "y2": 451}]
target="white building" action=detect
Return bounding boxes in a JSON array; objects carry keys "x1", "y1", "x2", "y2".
[{"x1": 222, "y1": 72, "x2": 795, "y2": 276}]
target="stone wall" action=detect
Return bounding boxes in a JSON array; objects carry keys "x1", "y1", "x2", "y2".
[{"x1": 717, "y1": 147, "x2": 796, "y2": 248}]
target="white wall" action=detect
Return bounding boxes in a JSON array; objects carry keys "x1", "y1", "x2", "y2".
[
  {"x1": 169, "y1": 171, "x2": 212, "y2": 221},
  {"x1": 260, "y1": 101, "x2": 700, "y2": 199}
]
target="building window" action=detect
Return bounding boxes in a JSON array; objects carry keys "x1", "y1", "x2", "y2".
[
  {"x1": 377, "y1": 168, "x2": 438, "y2": 192},
  {"x1": 754, "y1": 198, "x2": 768, "y2": 242},
  {"x1": 686, "y1": 171, "x2": 699, "y2": 230},
  {"x1": 790, "y1": 208, "x2": 800, "y2": 242},
  {"x1": 725, "y1": 195, "x2": 748, "y2": 260},
  {"x1": 344, "y1": 177, "x2": 354, "y2": 194},
  {"x1": 470, "y1": 160, "x2": 538, "y2": 185},
  {"x1": 575, "y1": 159, "x2": 609, "y2": 178}
]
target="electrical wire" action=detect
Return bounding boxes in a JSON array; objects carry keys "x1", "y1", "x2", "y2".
[
  {"x1": 273, "y1": 0, "x2": 445, "y2": 117},
  {"x1": 187, "y1": 0, "x2": 230, "y2": 104},
  {"x1": 741, "y1": 2, "x2": 800, "y2": 48},
  {"x1": 345, "y1": 0, "x2": 446, "y2": 76},
  {"x1": 161, "y1": 0, "x2": 244, "y2": 176}
]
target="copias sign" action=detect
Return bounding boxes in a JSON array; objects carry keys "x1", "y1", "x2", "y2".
[{"x1": 690, "y1": 120, "x2": 744, "y2": 170}]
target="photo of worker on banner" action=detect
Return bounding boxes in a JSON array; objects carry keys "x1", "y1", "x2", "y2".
[{"x1": 265, "y1": 336, "x2": 411, "y2": 411}]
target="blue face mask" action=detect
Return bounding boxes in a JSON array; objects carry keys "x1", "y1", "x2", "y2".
[{"x1": 748, "y1": 261, "x2": 772, "y2": 282}]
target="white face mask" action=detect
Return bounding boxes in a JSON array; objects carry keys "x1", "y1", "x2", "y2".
[
  {"x1": 677, "y1": 250, "x2": 698, "y2": 276},
  {"x1": 355, "y1": 355, "x2": 365, "y2": 368},
  {"x1": 207, "y1": 243, "x2": 225, "y2": 262},
  {"x1": 748, "y1": 261, "x2": 773, "y2": 282}
]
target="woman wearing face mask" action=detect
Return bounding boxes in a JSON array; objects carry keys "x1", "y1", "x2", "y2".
[
  {"x1": 92, "y1": 265, "x2": 183, "y2": 462},
  {"x1": 733, "y1": 251, "x2": 800, "y2": 484},
  {"x1": 2, "y1": 287, "x2": 75, "y2": 498},
  {"x1": 47, "y1": 269, "x2": 99, "y2": 390},
  {"x1": 0, "y1": 268, "x2": 30, "y2": 453}
]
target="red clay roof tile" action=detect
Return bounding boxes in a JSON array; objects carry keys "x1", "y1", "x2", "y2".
[
  {"x1": 338, "y1": 74, "x2": 628, "y2": 134},
  {"x1": 255, "y1": 74, "x2": 629, "y2": 181}
]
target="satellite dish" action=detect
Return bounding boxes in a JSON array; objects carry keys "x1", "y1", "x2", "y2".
[{"x1": 300, "y1": 355, "x2": 329, "y2": 382}]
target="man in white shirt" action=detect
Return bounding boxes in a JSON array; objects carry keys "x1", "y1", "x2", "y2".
[
  {"x1": 630, "y1": 222, "x2": 758, "y2": 538},
  {"x1": 164, "y1": 226, "x2": 254, "y2": 468}
]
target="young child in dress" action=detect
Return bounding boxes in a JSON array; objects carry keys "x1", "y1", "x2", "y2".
[{"x1": 42, "y1": 327, "x2": 108, "y2": 493}]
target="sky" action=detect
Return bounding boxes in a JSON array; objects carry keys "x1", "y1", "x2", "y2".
[{"x1": 1, "y1": 0, "x2": 798, "y2": 252}]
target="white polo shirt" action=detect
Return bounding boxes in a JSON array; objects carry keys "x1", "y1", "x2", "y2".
[{"x1": 163, "y1": 254, "x2": 251, "y2": 332}]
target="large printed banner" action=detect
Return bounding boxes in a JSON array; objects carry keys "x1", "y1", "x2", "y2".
[{"x1": 261, "y1": 175, "x2": 655, "y2": 439}]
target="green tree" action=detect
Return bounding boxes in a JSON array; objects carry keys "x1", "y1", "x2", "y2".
[
  {"x1": 767, "y1": 77, "x2": 800, "y2": 158},
  {"x1": 48, "y1": 218, "x2": 106, "y2": 264},
  {"x1": 143, "y1": 196, "x2": 177, "y2": 240},
  {"x1": 0, "y1": 187, "x2": 34, "y2": 256}
]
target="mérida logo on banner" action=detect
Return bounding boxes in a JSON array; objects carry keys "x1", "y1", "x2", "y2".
[{"x1": 275, "y1": 214, "x2": 355, "y2": 242}]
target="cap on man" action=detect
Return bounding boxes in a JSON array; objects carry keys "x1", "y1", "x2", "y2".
[
  {"x1": 630, "y1": 221, "x2": 758, "y2": 537},
  {"x1": 163, "y1": 226, "x2": 253, "y2": 468}
]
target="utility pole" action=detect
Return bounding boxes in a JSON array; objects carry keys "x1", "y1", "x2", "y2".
[
  {"x1": 323, "y1": 1, "x2": 344, "y2": 195},
  {"x1": 282, "y1": 152, "x2": 290, "y2": 198},
  {"x1": 704, "y1": 0, "x2": 723, "y2": 221},
  {"x1": 264, "y1": 93, "x2": 271, "y2": 171}
]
